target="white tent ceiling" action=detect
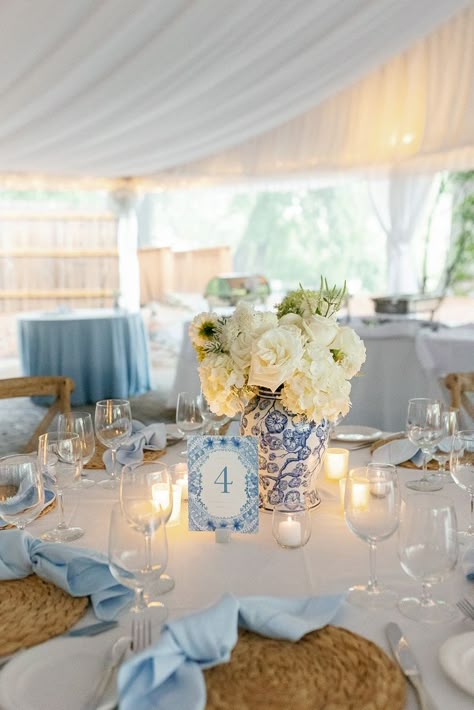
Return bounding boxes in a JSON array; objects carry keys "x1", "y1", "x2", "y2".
[{"x1": 0, "y1": 0, "x2": 472, "y2": 188}]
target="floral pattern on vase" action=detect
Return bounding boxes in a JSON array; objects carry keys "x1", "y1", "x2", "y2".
[{"x1": 240, "y1": 391, "x2": 329, "y2": 512}]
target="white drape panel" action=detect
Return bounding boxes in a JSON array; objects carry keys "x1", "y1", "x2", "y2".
[
  {"x1": 0, "y1": 0, "x2": 470, "y2": 182},
  {"x1": 109, "y1": 190, "x2": 140, "y2": 313},
  {"x1": 369, "y1": 173, "x2": 434, "y2": 294}
]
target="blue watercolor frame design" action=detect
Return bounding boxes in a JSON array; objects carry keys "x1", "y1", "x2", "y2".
[{"x1": 187, "y1": 435, "x2": 259, "y2": 533}]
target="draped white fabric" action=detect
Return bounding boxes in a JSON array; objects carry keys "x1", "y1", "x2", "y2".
[{"x1": 0, "y1": 0, "x2": 471, "y2": 185}]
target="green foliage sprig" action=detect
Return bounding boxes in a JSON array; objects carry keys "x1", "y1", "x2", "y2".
[{"x1": 276, "y1": 278, "x2": 346, "y2": 319}]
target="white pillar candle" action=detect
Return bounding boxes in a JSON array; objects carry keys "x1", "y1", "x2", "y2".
[
  {"x1": 351, "y1": 482, "x2": 369, "y2": 509},
  {"x1": 324, "y1": 448, "x2": 349, "y2": 480},
  {"x1": 278, "y1": 516, "x2": 302, "y2": 547}
]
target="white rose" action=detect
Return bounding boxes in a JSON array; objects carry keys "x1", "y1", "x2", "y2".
[
  {"x1": 229, "y1": 331, "x2": 254, "y2": 371},
  {"x1": 331, "y1": 326, "x2": 366, "y2": 378},
  {"x1": 278, "y1": 313, "x2": 305, "y2": 331},
  {"x1": 248, "y1": 325, "x2": 303, "y2": 392},
  {"x1": 254, "y1": 311, "x2": 278, "y2": 335},
  {"x1": 303, "y1": 313, "x2": 339, "y2": 347}
]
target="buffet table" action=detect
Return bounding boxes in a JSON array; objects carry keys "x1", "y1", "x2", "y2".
[
  {"x1": 17, "y1": 309, "x2": 151, "y2": 405},
  {"x1": 21, "y1": 440, "x2": 474, "y2": 710}
]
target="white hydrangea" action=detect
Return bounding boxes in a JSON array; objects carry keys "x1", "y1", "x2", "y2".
[{"x1": 198, "y1": 352, "x2": 244, "y2": 417}]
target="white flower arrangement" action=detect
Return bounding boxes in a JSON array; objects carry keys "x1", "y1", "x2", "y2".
[{"x1": 189, "y1": 281, "x2": 366, "y2": 422}]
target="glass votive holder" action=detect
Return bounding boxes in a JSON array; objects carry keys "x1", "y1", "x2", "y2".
[
  {"x1": 168, "y1": 462, "x2": 188, "y2": 500},
  {"x1": 272, "y1": 505, "x2": 311, "y2": 549},
  {"x1": 324, "y1": 447, "x2": 349, "y2": 480}
]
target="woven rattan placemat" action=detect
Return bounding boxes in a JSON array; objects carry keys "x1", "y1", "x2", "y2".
[
  {"x1": 0, "y1": 494, "x2": 57, "y2": 530},
  {"x1": 0, "y1": 575, "x2": 88, "y2": 656},
  {"x1": 84, "y1": 439, "x2": 166, "y2": 469},
  {"x1": 204, "y1": 625, "x2": 405, "y2": 710}
]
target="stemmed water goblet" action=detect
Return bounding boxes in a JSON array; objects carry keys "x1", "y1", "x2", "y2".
[
  {"x1": 431, "y1": 408, "x2": 459, "y2": 483},
  {"x1": 398, "y1": 493, "x2": 459, "y2": 622},
  {"x1": 405, "y1": 398, "x2": 444, "y2": 492},
  {"x1": 0, "y1": 454, "x2": 44, "y2": 530},
  {"x1": 94, "y1": 399, "x2": 132, "y2": 488},
  {"x1": 108, "y1": 502, "x2": 168, "y2": 623},
  {"x1": 344, "y1": 464, "x2": 400, "y2": 609},
  {"x1": 197, "y1": 389, "x2": 230, "y2": 435},
  {"x1": 176, "y1": 391, "x2": 204, "y2": 457},
  {"x1": 450, "y1": 429, "x2": 474, "y2": 542},
  {"x1": 119, "y1": 462, "x2": 172, "y2": 621},
  {"x1": 58, "y1": 411, "x2": 95, "y2": 489},
  {"x1": 38, "y1": 432, "x2": 84, "y2": 542}
]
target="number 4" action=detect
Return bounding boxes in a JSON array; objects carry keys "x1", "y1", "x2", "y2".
[{"x1": 214, "y1": 466, "x2": 233, "y2": 493}]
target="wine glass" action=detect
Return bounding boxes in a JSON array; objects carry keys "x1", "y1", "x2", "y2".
[
  {"x1": 405, "y1": 398, "x2": 444, "y2": 492},
  {"x1": 450, "y1": 429, "x2": 474, "y2": 542},
  {"x1": 38, "y1": 432, "x2": 84, "y2": 542},
  {"x1": 58, "y1": 411, "x2": 95, "y2": 489},
  {"x1": 108, "y1": 503, "x2": 168, "y2": 623},
  {"x1": 197, "y1": 389, "x2": 230, "y2": 435},
  {"x1": 94, "y1": 399, "x2": 132, "y2": 488},
  {"x1": 0, "y1": 454, "x2": 44, "y2": 530},
  {"x1": 398, "y1": 493, "x2": 459, "y2": 622},
  {"x1": 344, "y1": 464, "x2": 400, "y2": 609},
  {"x1": 176, "y1": 391, "x2": 204, "y2": 456},
  {"x1": 120, "y1": 462, "x2": 172, "y2": 620},
  {"x1": 431, "y1": 408, "x2": 459, "y2": 483}
]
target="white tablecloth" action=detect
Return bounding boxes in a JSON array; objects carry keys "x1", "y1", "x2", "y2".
[{"x1": 23, "y1": 440, "x2": 474, "y2": 710}]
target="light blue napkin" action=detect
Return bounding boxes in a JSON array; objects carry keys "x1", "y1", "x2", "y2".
[
  {"x1": 371, "y1": 438, "x2": 424, "y2": 466},
  {"x1": 462, "y1": 547, "x2": 474, "y2": 581},
  {"x1": 118, "y1": 592, "x2": 342, "y2": 710},
  {"x1": 103, "y1": 421, "x2": 166, "y2": 472},
  {"x1": 0, "y1": 530, "x2": 133, "y2": 620},
  {"x1": 0, "y1": 488, "x2": 55, "y2": 527}
]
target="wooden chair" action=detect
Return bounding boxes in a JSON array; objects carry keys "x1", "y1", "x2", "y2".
[
  {"x1": 443, "y1": 372, "x2": 474, "y2": 423},
  {"x1": 0, "y1": 376, "x2": 75, "y2": 452}
]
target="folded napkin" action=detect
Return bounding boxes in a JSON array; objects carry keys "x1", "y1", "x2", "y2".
[
  {"x1": 118, "y1": 592, "x2": 342, "y2": 710},
  {"x1": 372, "y1": 438, "x2": 424, "y2": 466},
  {"x1": 462, "y1": 547, "x2": 474, "y2": 581},
  {"x1": 0, "y1": 530, "x2": 133, "y2": 620},
  {"x1": 103, "y1": 421, "x2": 166, "y2": 472}
]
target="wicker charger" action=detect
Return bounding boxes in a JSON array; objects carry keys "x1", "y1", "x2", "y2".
[
  {"x1": 204, "y1": 625, "x2": 405, "y2": 710},
  {"x1": 0, "y1": 575, "x2": 88, "y2": 656},
  {"x1": 84, "y1": 438, "x2": 166, "y2": 469}
]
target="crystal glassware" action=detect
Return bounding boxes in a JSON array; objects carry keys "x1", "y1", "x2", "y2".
[
  {"x1": 94, "y1": 399, "x2": 132, "y2": 488},
  {"x1": 431, "y1": 408, "x2": 459, "y2": 483},
  {"x1": 398, "y1": 493, "x2": 459, "y2": 622},
  {"x1": 58, "y1": 411, "x2": 96, "y2": 488},
  {"x1": 38, "y1": 432, "x2": 84, "y2": 542},
  {"x1": 272, "y1": 505, "x2": 311, "y2": 548},
  {"x1": 450, "y1": 429, "x2": 474, "y2": 542},
  {"x1": 405, "y1": 398, "x2": 444, "y2": 492},
  {"x1": 0, "y1": 454, "x2": 44, "y2": 529},
  {"x1": 108, "y1": 503, "x2": 168, "y2": 624},
  {"x1": 176, "y1": 391, "x2": 204, "y2": 457},
  {"x1": 344, "y1": 464, "x2": 400, "y2": 609},
  {"x1": 120, "y1": 462, "x2": 172, "y2": 617},
  {"x1": 197, "y1": 389, "x2": 230, "y2": 435}
]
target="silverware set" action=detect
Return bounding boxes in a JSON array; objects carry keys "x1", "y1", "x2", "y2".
[
  {"x1": 386, "y1": 622, "x2": 437, "y2": 710},
  {"x1": 457, "y1": 597, "x2": 474, "y2": 620}
]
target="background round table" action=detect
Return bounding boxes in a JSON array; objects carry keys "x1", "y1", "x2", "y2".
[{"x1": 17, "y1": 308, "x2": 151, "y2": 405}]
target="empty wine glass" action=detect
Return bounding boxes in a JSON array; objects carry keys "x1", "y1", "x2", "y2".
[
  {"x1": 344, "y1": 464, "x2": 400, "y2": 609},
  {"x1": 197, "y1": 389, "x2": 230, "y2": 435},
  {"x1": 38, "y1": 432, "x2": 84, "y2": 542},
  {"x1": 95, "y1": 399, "x2": 132, "y2": 488},
  {"x1": 450, "y1": 429, "x2": 474, "y2": 542},
  {"x1": 405, "y1": 398, "x2": 444, "y2": 492},
  {"x1": 108, "y1": 503, "x2": 168, "y2": 623},
  {"x1": 176, "y1": 391, "x2": 204, "y2": 457},
  {"x1": 0, "y1": 454, "x2": 44, "y2": 530},
  {"x1": 431, "y1": 408, "x2": 459, "y2": 483},
  {"x1": 120, "y1": 462, "x2": 172, "y2": 619},
  {"x1": 58, "y1": 411, "x2": 95, "y2": 489},
  {"x1": 398, "y1": 493, "x2": 459, "y2": 622}
]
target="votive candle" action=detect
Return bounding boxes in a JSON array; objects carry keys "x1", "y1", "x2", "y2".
[
  {"x1": 278, "y1": 516, "x2": 302, "y2": 547},
  {"x1": 324, "y1": 448, "x2": 349, "y2": 480}
]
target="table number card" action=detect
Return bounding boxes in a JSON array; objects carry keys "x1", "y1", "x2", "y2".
[{"x1": 187, "y1": 435, "x2": 259, "y2": 533}]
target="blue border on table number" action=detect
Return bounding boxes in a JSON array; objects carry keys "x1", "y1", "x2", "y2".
[{"x1": 187, "y1": 435, "x2": 259, "y2": 533}]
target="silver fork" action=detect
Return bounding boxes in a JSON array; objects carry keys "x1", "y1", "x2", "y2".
[
  {"x1": 457, "y1": 598, "x2": 474, "y2": 620},
  {"x1": 131, "y1": 616, "x2": 152, "y2": 653}
]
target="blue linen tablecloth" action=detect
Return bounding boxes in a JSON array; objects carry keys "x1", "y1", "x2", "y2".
[{"x1": 17, "y1": 308, "x2": 151, "y2": 405}]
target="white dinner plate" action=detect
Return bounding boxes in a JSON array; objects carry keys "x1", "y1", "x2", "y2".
[
  {"x1": 331, "y1": 425, "x2": 383, "y2": 443},
  {"x1": 439, "y1": 631, "x2": 474, "y2": 697},
  {"x1": 0, "y1": 635, "x2": 120, "y2": 710}
]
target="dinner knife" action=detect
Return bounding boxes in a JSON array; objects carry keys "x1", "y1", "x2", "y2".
[{"x1": 386, "y1": 622, "x2": 437, "y2": 710}]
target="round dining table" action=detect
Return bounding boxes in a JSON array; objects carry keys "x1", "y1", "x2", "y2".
[
  {"x1": 17, "y1": 308, "x2": 151, "y2": 405},
  {"x1": 16, "y1": 433, "x2": 474, "y2": 710}
]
